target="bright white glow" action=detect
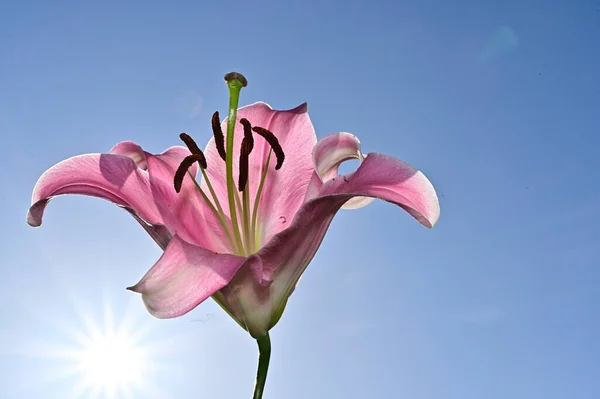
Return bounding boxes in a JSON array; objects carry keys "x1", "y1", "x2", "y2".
[
  {"x1": 74, "y1": 323, "x2": 148, "y2": 398},
  {"x1": 18, "y1": 297, "x2": 165, "y2": 399}
]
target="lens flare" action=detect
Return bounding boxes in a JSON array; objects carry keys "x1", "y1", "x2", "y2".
[{"x1": 73, "y1": 319, "x2": 149, "y2": 398}]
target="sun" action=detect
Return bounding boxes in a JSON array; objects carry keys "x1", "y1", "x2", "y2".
[
  {"x1": 14, "y1": 283, "x2": 182, "y2": 398},
  {"x1": 47, "y1": 300, "x2": 163, "y2": 399},
  {"x1": 73, "y1": 323, "x2": 149, "y2": 398}
]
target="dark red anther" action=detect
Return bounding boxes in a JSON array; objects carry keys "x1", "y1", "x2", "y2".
[
  {"x1": 251, "y1": 126, "x2": 285, "y2": 170},
  {"x1": 174, "y1": 154, "x2": 206, "y2": 193},
  {"x1": 179, "y1": 133, "x2": 207, "y2": 167},
  {"x1": 211, "y1": 111, "x2": 227, "y2": 161},
  {"x1": 238, "y1": 118, "x2": 255, "y2": 191}
]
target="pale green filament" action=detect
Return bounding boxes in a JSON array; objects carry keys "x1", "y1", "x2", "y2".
[
  {"x1": 186, "y1": 171, "x2": 236, "y2": 251},
  {"x1": 233, "y1": 188, "x2": 244, "y2": 223},
  {"x1": 232, "y1": 188, "x2": 247, "y2": 254},
  {"x1": 225, "y1": 79, "x2": 246, "y2": 254},
  {"x1": 251, "y1": 149, "x2": 273, "y2": 252},
  {"x1": 197, "y1": 167, "x2": 243, "y2": 253},
  {"x1": 199, "y1": 167, "x2": 227, "y2": 225},
  {"x1": 241, "y1": 169, "x2": 252, "y2": 252}
]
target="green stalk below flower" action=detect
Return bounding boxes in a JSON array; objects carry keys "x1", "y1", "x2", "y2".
[{"x1": 253, "y1": 333, "x2": 271, "y2": 399}]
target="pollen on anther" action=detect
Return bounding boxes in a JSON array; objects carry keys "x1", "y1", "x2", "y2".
[
  {"x1": 211, "y1": 112, "x2": 227, "y2": 161},
  {"x1": 239, "y1": 118, "x2": 254, "y2": 152},
  {"x1": 237, "y1": 119, "x2": 255, "y2": 191},
  {"x1": 174, "y1": 154, "x2": 206, "y2": 192},
  {"x1": 180, "y1": 133, "x2": 204, "y2": 157},
  {"x1": 252, "y1": 126, "x2": 285, "y2": 170}
]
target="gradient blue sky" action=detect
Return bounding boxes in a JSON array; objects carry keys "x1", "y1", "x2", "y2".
[{"x1": 1, "y1": 0, "x2": 599, "y2": 398}]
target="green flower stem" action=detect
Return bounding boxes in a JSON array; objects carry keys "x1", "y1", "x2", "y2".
[
  {"x1": 225, "y1": 77, "x2": 246, "y2": 255},
  {"x1": 253, "y1": 333, "x2": 271, "y2": 399}
]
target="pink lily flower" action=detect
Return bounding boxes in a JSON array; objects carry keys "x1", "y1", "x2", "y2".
[
  {"x1": 28, "y1": 105, "x2": 440, "y2": 341},
  {"x1": 27, "y1": 75, "x2": 439, "y2": 342},
  {"x1": 28, "y1": 73, "x2": 440, "y2": 397}
]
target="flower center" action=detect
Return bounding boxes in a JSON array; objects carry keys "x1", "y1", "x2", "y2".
[{"x1": 173, "y1": 72, "x2": 285, "y2": 256}]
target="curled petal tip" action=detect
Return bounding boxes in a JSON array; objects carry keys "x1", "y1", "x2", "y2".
[
  {"x1": 27, "y1": 219, "x2": 40, "y2": 227},
  {"x1": 26, "y1": 199, "x2": 48, "y2": 227},
  {"x1": 428, "y1": 208, "x2": 440, "y2": 228},
  {"x1": 109, "y1": 141, "x2": 148, "y2": 170},
  {"x1": 290, "y1": 102, "x2": 308, "y2": 114}
]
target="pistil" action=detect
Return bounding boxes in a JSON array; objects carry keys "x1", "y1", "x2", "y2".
[{"x1": 224, "y1": 72, "x2": 248, "y2": 255}]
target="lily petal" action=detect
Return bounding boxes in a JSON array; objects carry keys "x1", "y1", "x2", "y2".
[
  {"x1": 27, "y1": 144, "x2": 209, "y2": 251},
  {"x1": 312, "y1": 132, "x2": 375, "y2": 210},
  {"x1": 110, "y1": 144, "x2": 185, "y2": 249},
  {"x1": 144, "y1": 146, "x2": 197, "y2": 186},
  {"x1": 252, "y1": 153, "x2": 439, "y2": 333},
  {"x1": 109, "y1": 141, "x2": 148, "y2": 170},
  {"x1": 123, "y1": 206, "x2": 172, "y2": 250},
  {"x1": 208, "y1": 254, "x2": 276, "y2": 338},
  {"x1": 317, "y1": 153, "x2": 440, "y2": 227},
  {"x1": 145, "y1": 148, "x2": 233, "y2": 253},
  {"x1": 127, "y1": 235, "x2": 250, "y2": 318},
  {"x1": 27, "y1": 152, "x2": 162, "y2": 227},
  {"x1": 203, "y1": 102, "x2": 317, "y2": 246}
]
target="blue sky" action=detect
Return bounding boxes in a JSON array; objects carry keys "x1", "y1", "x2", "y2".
[{"x1": 1, "y1": 0, "x2": 599, "y2": 398}]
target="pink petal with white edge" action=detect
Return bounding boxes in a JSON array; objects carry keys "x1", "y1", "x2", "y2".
[
  {"x1": 247, "y1": 153, "x2": 440, "y2": 334},
  {"x1": 27, "y1": 152, "x2": 162, "y2": 227},
  {"x1": 127, "y1": 235, "x2": 253, "y2": 318},
  {"x1": 27, "y1": 143, "x2": 201, "y2": 250},
  {"x1": 312, "y1": 132, "x2": 375, "y2": 209},
  {"x1": 202, "y1": 102, "x2": 317, "y2": 246}
]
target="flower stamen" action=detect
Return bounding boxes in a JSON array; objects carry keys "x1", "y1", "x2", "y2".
[
  {"x1": 174, "y1": 154, "x2": 206, "y2": 192},
  {"x1": 175, "y1": 133, "x2": 238, "y2": 252},
  {"x1": 174, "y1": 73, "x2": 287, "y2": 255},
  {"x1": 238, "y1": 118, "x2": 254, "y2": 192},
  {"x1": 211, "y1": 111, "x2": 227, "y2": 161},
  {"x1": 179, "y1": 133, "x2": 208, "y2": 166},
  {"x1": 178, "y1": 133, "x2": 227, "y2": 222},
  {"x1": 238, "y1": 118, "x2": 256, "y2": 251},
  {"x1": 251, "y1": 149, "x2": 272, "y2": 251},
  {"x1": 251, "y1": 126, "x2": 285, "y2": 170}
]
